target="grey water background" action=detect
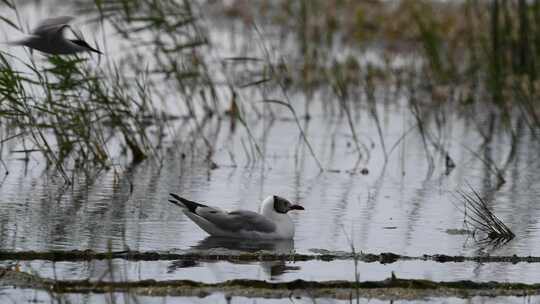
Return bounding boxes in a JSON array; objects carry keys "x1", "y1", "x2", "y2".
[{"x1": 1, "y1": 1, "x2": 540, "y2": 303}]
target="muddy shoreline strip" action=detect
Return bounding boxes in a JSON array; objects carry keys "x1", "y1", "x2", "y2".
[
  {"x1": 0, "y1": 249, "x2": 539, "y2": 264},
  {"x1": 1, "y1": 269, "x2": 538, "y2": 300}
]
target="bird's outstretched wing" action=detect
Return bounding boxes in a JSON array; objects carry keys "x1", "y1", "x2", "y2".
[
  {"x1": 169, "y1": 193, "x2": 277, "y2": 233},
  {"x1": 31, "y1": 16, "x2": 74, "y2": 36}
]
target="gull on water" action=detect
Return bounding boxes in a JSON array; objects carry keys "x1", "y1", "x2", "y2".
[
  {"x1": 8, "y1": 16, "x2": 102, "y2": 55},
  {"x1": 168, "y1": 193, "x2": 304, "y2": 239}
]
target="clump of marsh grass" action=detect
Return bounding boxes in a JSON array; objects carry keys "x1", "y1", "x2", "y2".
[
  {"x1": 86, "y1": 0, "x2": 224, "y2": 157},
  {"x1": 455, "y1": 187, "x2": 515, "y2": 244},
  {"x1": 0, "y1": 50, "x2": 158, "y2": 173}
]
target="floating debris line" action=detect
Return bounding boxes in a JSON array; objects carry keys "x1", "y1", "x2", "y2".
[
  {"x1": 1, "y1": 268, "x2": 539, "y2": 300},
  {"x1": 0, "y1": 249, "x2": 538, "y2": 264}
]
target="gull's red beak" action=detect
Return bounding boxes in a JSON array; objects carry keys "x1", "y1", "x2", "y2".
[{"x1": 289, "y1": 204, "x2": 305, "y2": 211}]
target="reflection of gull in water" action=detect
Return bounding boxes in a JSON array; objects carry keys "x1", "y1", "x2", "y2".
[
  {"x1": 167, "y1": 237, "x2": 300, "y2": 278},
  {"x1": 168, "y1": 194, "x2": 304, "y2": 239},
  {"x1": 193, "y1": 236, "x2": 295, "y2": 253},
  {"x1": 260, "y1": 261, "x2": 301, "y2": 279}
]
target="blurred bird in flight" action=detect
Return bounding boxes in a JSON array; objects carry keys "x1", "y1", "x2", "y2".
[{"x1": 7, "y1": 16, "x2": 102, "y2": 55}]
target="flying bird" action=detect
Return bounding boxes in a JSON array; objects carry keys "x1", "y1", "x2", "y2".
[
  {"x1": 168, "y1": 193, "x2": 304, "y2": 239},
  {"x1": 8, "y1": 16, "x2": 102, "y2": 55}
]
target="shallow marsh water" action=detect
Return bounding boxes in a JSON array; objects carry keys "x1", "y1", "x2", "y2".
[
  {"x1": 0, "y1": 104, "x2": 539, "y2": 303},
  {"x1": 9, "y1": 258, "x2": 540, "y2": 284},
  {"x1": 0, "y1": 103, "x2": 538, "y2": 256},
  {"x1": 1, "y1": 1, "x2": 540, "y2": 303}
]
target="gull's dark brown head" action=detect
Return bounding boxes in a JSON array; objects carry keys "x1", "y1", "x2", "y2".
[{"x1": 273, "y1": 195, "x2": 305, "y2": 214}]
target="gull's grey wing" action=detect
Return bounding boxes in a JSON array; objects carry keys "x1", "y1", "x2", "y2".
[
  {"x1": 31, "y1": 16, "x2": 74, "y2": 36},
  {"x1": 197, "y1": 209, "x2": 277, "y2": 233},
  {"x1": 168, "y1": 193, "x2": 276, "y2": 233}
]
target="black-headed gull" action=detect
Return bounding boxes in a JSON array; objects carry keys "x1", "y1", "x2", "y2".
[
  {"x1": 168, "y1": 193, "x2": 304, "y2": 239},
  {"x1": 9, "y1": 16, "x2": 102, "y2": 55}
]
